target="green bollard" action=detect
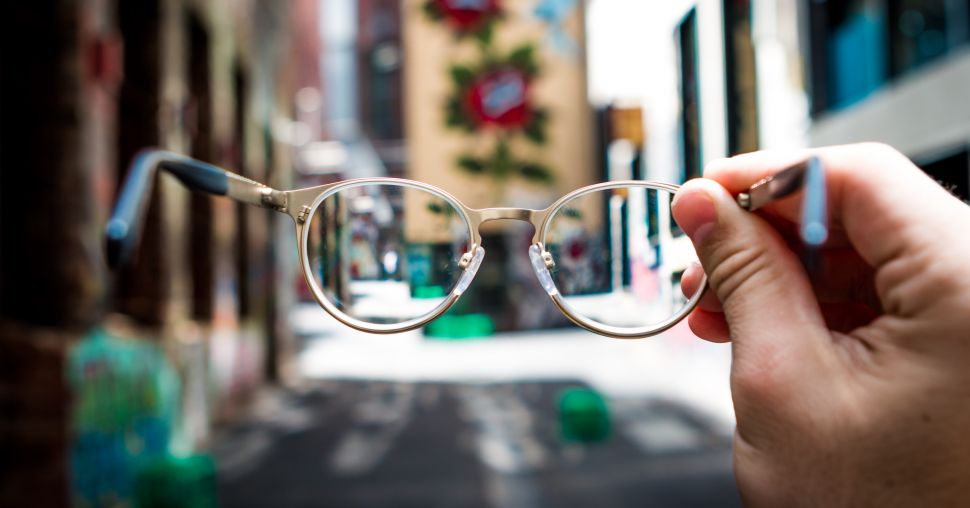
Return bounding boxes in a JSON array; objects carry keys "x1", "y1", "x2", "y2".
[
  {"x1": 558, "y1": 388, "x2": 611, "y2": 444},
  {"x1": 134, "y1": 454, "x2": 217, "y2": 508},
  {"x1": 424, "y1": 313, "x2": 495, "y2": 340}
]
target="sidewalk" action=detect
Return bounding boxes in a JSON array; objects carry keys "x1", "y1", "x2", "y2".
[
  {"x1": 212, "y1": 304, "x2": 740, "y2": 507},
  {"x1": 292, "y1": 303, "x2": 735, "y2": 431},
  {"x1": 214, "y1": 381, "x2": 740, "y2": 508}
]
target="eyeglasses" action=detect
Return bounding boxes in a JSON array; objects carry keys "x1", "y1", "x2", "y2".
[{"x1": 107, "y1": 150, "x2": 825, "y2": 339}]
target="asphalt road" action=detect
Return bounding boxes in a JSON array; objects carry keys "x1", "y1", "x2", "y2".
[{"x1": 213, "y1": 380, "x2": 741, "y2": 508}]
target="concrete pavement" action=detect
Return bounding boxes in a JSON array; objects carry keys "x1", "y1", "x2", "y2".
[
  {"x1": 214, "y1": 381, "x2": 740, "y2": 508},
  {"x1": 213, "y1": 303, "x2": 740, "y2": 507}
]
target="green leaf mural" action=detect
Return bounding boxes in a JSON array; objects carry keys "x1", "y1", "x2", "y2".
[{"x1": 426, "y1": 0, "x2": 555, "y2": 187}]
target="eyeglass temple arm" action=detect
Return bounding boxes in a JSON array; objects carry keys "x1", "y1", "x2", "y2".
[
  {"x1": 105, "y1": 149, "x2": 287, "y2": 268},
  {"x1": 736, "y1": 156, "x2": 828, "y2": 246}
]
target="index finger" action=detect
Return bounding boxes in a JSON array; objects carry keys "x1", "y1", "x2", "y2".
[
  {"x1": 704, "y1": 149, "x2": 812, "y2": 195},
  {"x1": 706, "y1": 143, "x2": 967, "y2": 278},
  {"x1": 706, "y1": 149, "x2": 854, "y2": 247}
]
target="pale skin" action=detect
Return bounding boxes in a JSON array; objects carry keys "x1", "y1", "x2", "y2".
[{"x1": 670, "y1": 143, "x2": 970, "y2": 507}]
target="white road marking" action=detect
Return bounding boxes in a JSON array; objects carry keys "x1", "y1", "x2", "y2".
[
  {"x1": 295, "y1": 302, "x2": 735, "y2": 433},
  {"x1": 457, "y1": 385, "x2": 545, "y2": 508},
  {"x1": 328, "y1": 383, "x2": 415, "y2": 476}
]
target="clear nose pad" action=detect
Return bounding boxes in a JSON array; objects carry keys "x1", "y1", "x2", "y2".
[
  {"x1": 452, "y1": 246, "x2": 485, "y2": 296},
  {"x1": 528, "y1": 244, "x2": 558, "y2": 296}
]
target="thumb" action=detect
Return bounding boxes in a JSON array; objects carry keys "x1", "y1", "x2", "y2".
[{"x1": 671, "y1": 178, "x2": 827, "y2": 356}]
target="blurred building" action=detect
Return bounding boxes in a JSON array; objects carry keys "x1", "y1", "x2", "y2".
[
  {"x1": 624, "y1": 0, "x2": 970, "y2": 200},
  {"x1": 0, "y1": 0, "x2": 320, "y2": 505},
  {"x1": 303, "y1": 0, "x2": 597, "y2": 332},
  {"x1": 358, "y1": 0, "x2": 406, "y2": 176},
  {"x1": 804, "y1": 0, "x2": 970, "y2": 199}
]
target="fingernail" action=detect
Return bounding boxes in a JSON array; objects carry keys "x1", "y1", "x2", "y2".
[{"x1": 672, "y1": 186, "x2": 716, "y2": 246}]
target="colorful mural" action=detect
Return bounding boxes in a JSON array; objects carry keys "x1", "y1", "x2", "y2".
[
  {"x1": 423, "y1": 0, "x2": 503, "y2": 37},
  {"x1": 405, "y1": 0, "x2": 592, "y2": 331},
  {"x1": 68, "y1": 328, "x2": 216, "y2": 507},
  {"x1": 424, "y1": 0, "x2": 554, "y2": 185},
  {"x1": 405, "y1": 0, "x2": 592, "y2": 215}
]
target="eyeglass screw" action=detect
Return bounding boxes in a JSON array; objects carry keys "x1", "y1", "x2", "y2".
[
  {"x1": 737, "y1": 192, "x2": 752, "y2": 210},
  {"x1": 542, "y1": 251, "x2": 555, "y2": 269},
  {"x1": 458, "y1": 251, "x2": 473, "y2": 269},
  {"x1": 297, "y1": 205, "x2": 311, "y2": 224}
]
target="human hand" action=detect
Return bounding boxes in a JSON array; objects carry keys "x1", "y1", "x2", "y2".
[{"x1": 671, "y1": 143, "x2": 970, "y2": 506}]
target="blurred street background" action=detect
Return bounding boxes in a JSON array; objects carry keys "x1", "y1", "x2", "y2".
[{"x1": 2, "y1": 0, "x2": 970, "y2": 507}]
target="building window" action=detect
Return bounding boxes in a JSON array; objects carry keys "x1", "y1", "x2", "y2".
[
  {"x1": 809, "y1": 0, "x2": 888, "y2": 114},
  {"x1": 888, "y1": 0, "x2": 969, "y2": 76},
  {"x1": 677, "y1": 8, "x2": 702, "y2": 183},
  {"x1": 188, "y1": 12, "x2": 214, "y2": 321},
  {"x1": 723, "y1": 0, "x2": 759, "y2": 155},
  {"x1": 809, "y1": 0, "x2": 970, "y2": 115}
]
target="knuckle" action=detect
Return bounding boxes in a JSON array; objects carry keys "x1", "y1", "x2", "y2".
[
  {"x1": 731, "y1": 347, "x2": 790, "y2": 404},
  {"x1": 878, "y1": 234, "x2": 963, "y2": 317},
  {"x1": 706, "y1": 243, "x2": 773, "y2": 305},
  {"x1": 857, "y1": 141, "x2": 903, "y2": 161},
  {"x1": 860, "y1": 142, "x2": 919, "y2": 173},
  {"x1": 918, "y1": 254, "x2": 964, "y2": 312}
]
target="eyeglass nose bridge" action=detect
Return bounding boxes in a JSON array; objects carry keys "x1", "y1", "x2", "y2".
[
  {"x1": 466, "y1": 206, "x2": 551, "y2": 243},
  {"x1": 473, "y1": 207, "x2": 537, "y2": 222},
  {"x1": 463, "y1": 206, "x2": 558, "y2": 277},
  {"x1": 469, "y1": 206, "x2": 546, "y2": 229},
  {"x1": 465, "y1": 207, "x2": 555, "y2": 268}
]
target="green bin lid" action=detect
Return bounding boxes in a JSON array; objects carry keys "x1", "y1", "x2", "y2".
[
  {"x1": 424, "y1": 313, "x2": 494, "y2": 339},
  {"x1": 134, "y1": 454, "x2": 217, "y2": 508},
  {"x1": 413, "y1": 285, "x2": 446, "y2": 298},
  {"x1": 558, "y1": 388, "x2": 611, "y2": 444}
]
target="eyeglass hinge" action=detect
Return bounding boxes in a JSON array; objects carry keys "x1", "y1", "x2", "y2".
[
  {"x1": 259, "y1": 187, "x2": 288, "y2": 211},
  {"x1": 297, "y1": 205, "x2": 312, "y2": 224}
]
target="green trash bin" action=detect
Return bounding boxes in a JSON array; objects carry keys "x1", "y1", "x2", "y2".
[
  {"x1": 134, "y1": 454, "x2": 217, "y2": 508},
  {"x1": 424, "y1": 313, "x2": 494, "y2": 340},
  {"x1": 558, "y1": 388, "x2": 611, "y2": 444}
]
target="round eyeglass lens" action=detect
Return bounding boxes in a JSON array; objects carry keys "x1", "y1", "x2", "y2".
[
  {"x1": 543, "y1": 185, "x2": 701, "y2": 331},
  {"x1": 305, "y1": 182, "x2": 472, "y2": 325}
]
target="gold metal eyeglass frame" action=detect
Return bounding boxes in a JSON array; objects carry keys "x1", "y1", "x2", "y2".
[
  {"x1": 106, "y1": 150, "x2": 823, "y2": 340},
  {"x1": 291, "y1": 178, "x2": 699, "y2": 339}
]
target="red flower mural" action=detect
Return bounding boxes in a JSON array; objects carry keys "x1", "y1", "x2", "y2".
[
  {"x1": 423, "y1": 5, "x2": 554, "y2": 185},
  {"x1": 441, "y1": 45, "x2": 552, "y2": 184},
  {"x1": 445, "y1": 45, "x2": 546, "y2": 141},
  {"x1": 433, "y1": 0, "x2": 500, "y2": 31},
  {"x1": 424, "y1": 0, "x2": 502, "y2": 37},
  {"x1": 465, "y1": 69, "x2": 530, "y2": 128}
]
